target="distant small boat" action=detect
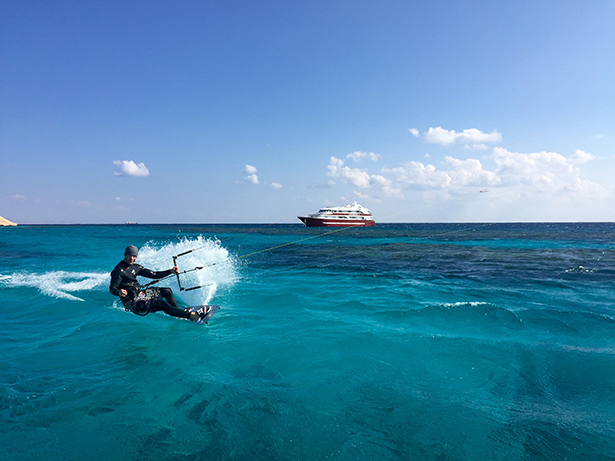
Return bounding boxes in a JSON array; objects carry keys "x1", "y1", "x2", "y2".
[{"x1": 298, "y1": 202, "x2": 375, "y2": 227}]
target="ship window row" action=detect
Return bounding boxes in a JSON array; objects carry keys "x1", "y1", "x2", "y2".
[{"x1": 318, "y1": 212, "x2": 368, "y2": 215}]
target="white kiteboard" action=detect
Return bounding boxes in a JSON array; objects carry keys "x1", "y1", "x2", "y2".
[{"x1": 188, "y1": 305, "x2": 220, "y2": 325}]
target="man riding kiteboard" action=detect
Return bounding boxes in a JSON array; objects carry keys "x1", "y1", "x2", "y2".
[{"x1": 109, "y1": 245, "x2": 207, "y2": 322}]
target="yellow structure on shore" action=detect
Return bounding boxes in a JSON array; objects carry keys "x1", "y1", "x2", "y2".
[{"x1": 0, "y1": 216, "x2": 17, "y2": 226}]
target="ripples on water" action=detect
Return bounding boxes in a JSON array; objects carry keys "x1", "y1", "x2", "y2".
[{"x1": 1, "y1": 223, "x2": 614, "y2": 460}]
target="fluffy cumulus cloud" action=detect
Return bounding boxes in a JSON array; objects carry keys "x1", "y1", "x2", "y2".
[
  {"x1": 318, "y1": 123, "x2": 611, "y2": 219},
  {"x1": 491, "y1": 148, "x2": 606, "y2": 196},
  {"x1": 346, "y1": 151, "x2": 381, "y2": 162},
  {"x1": 271, "y1": 182, "x2": 282, "y2": 189},
  {"x1": 382, "y1": 161, "x2": 451, "y2": 189},
  {"x1": 113, "y1": 160, "x2": 150, "y2": 177},
  {"x1": 244, "y1": 164, "x2": 259, "y2": 184},
  {"x1": 370, "y1": 174, "x2": 402, "y2": 197},
  {"x1": 379, "y1": 149, "x2": 604, "y2": 196},
  {"x1": 444, "y1": 156, "x2": 500, "y2": 187},
  {"x1": 421, "y1": 127, "x2": 502, "y2": 150},
  {"x1": 326, "y1": 151, "x2": 382, "y2": 189},
  {"x1": 324, "y1": 138, "x2": 606, "y2": 205},
  {"x1": 330, "y1": 148, "x2": 500, "y2": 195},
  {"x1": 569, "y1": 149, "x2": 595, "y2": 164},
  {"x1": 408, "y1": 128, "x2": 420, "y2": 137},
  {"x1": 327, "y1": 156, "x2": 371, "y2": 188}
]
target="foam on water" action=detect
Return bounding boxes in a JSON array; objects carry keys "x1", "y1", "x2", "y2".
[{"x1": 0, "y1": 270, "x2": 109, "y2": 301}]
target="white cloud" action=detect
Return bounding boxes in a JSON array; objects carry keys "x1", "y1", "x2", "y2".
[
  {"x1": 377, "y1": 148, "x2": 603, "y2": 197},
  {"x1": 382, "y1": 161, "x2": 451, "y2": 188},
  {"x1": 370, "y1": 174, "x2": 390, "y2": 186},
  {"x1": 491, "y1": 148, "x2": 606, "y2": 196},
  {"x1": 569, "y1": 149, "x2": 595, "y2": 164},
  {"x1": 371, "y1": 174, "x2": 403, "y2": 197},
  {"x1": 444, "y1": 156, "x2": 500, "y2": 187},
  {"x1": 322, "y1": 131, "x2": 608, "y2": 215},
  {"x1": 244, "y1": 164, "x2": 259, "y2": 184},
  {"x1": 246, "y1": 174, "x2": 259, "y2": 184},
  {"x1": 10, "y1": 194, "x2": 26, "y2": 202},
  {"x1": 325, "y1": 152, "x2": 381, "y2": 189},
  {"x1": 327, "y1": 156, "x2": 371, "y2": 188},
  {"x1": 346, "y1": 151, "x2": 381, "y2": 162},
  {"x1": 113, "y1": 160, "x2": 150, "y2": 177},
  {"x1": 423, "y1": 127, "x2": 502, "y2": 146},
  {"x1": 271, "y1": 182, "x2": 282, "y2": 189},
  {"x1": 409, "y1": 128, "x2": 420, "y2": 137}
]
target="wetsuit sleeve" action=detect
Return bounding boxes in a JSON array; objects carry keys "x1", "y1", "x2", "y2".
[
  {"x1": 109, "y1": 267, "x2": 122, "y2": 296},
  {"x1": 138, "y1": 268, "x2": 174, "y2": 280}
]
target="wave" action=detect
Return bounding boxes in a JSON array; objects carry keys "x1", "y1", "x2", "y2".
[
  {"x1": 0, "y1": 270, "x2": 109, "y2": 302},
  {"x1": 564, "y1": 265, "x2": 596, "y2": 273},
  {"x1": 417, "y1": 301, "x2": 524, "y2": 330}
]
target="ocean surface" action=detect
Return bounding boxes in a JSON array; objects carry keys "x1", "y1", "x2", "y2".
[{"x1": 1, "y1": 222, "x2": 614, "y2": 460}]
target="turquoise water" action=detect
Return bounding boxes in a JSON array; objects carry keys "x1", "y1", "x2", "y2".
[{"x1": 1, "y1": 223, "x2": 614, "y2": 460}]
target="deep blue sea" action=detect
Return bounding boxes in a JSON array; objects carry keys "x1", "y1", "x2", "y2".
[{"x1": 1, "y1": 223, "x2": 614, "y2": 460}]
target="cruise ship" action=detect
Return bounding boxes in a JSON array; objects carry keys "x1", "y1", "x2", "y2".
[{"x1": 298, "y1": 202, "x2": 375, "y2": 227}]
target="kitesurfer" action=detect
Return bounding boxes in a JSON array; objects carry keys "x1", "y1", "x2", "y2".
[{"x1": 109, "y1": 245, "x2": 202, "y2": 321}]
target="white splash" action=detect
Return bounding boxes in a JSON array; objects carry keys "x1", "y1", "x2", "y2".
[
  {"x1": 0, "y1": 271, "x2": 109, "y2": 302},
  {"x1": 136, "y1": 236, "x2": 238, "y2": 306}
]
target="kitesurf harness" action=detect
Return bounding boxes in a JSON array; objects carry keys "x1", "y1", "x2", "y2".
[{"x1": 124, "y1": 287, "x2": 162, "y2": 316}]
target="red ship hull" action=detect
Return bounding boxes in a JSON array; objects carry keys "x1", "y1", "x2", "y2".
[{"x1": 298, "y1": 217, "x2": 376, "y2": 227}]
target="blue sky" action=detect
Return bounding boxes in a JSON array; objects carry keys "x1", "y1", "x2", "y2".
[{"x1": 1, "y1": 0, "x2": 614, "y2": 224}]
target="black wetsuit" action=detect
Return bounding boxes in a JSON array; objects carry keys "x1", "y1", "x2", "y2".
[{"x1": 109, "y1": 260, "x2": 190, "y2": 319}]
